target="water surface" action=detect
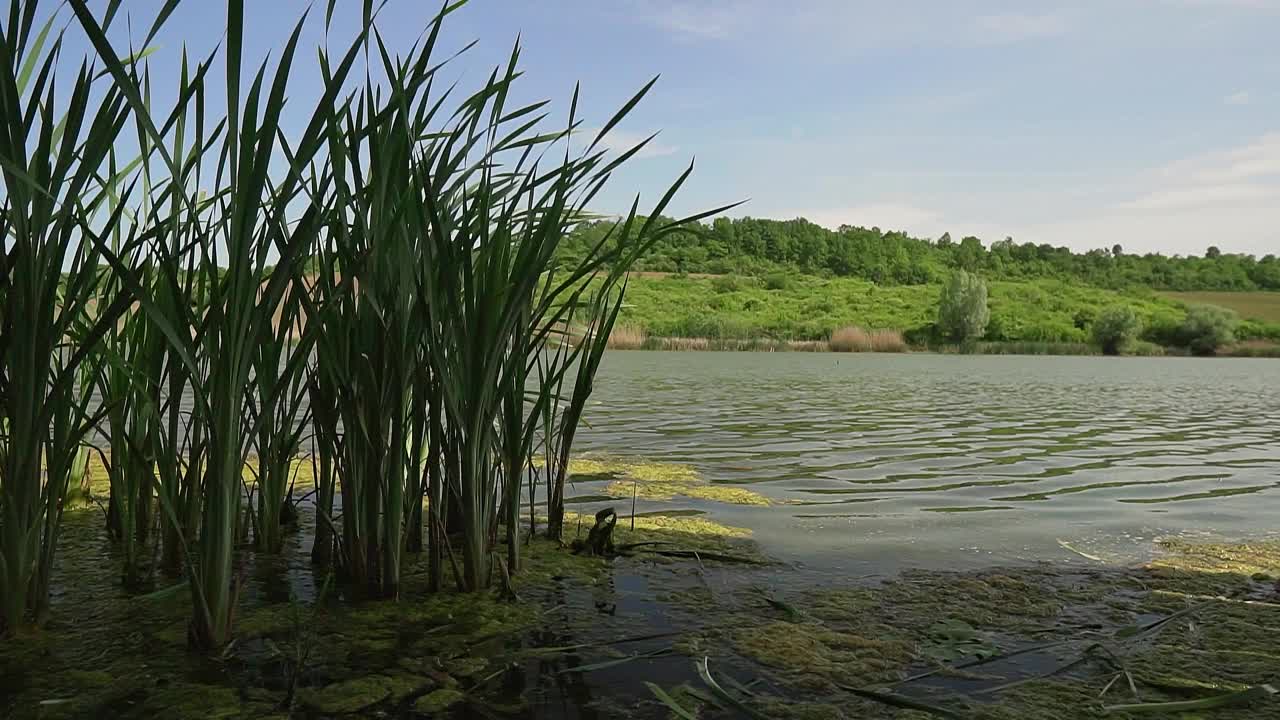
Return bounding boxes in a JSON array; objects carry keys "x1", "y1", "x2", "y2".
[{"x1": 573, "y1": 352, "x2": 1280, "y2": 573}]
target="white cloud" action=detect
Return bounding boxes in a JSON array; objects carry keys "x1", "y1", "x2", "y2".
[
  {"x1": 1224, "y1": 90, "x2": 1252, "y2": 105},
  {"x1": 1025, "y1": 133, "x2": 1280, "y2": 253},
  {"x1": 1156, "y1": 132, "x2": 1280, "y2": 184},
  {"x1": 768, "y1": 133, "x2": 1280, "y2": 256},
  {"x1": 580, "y1": 128, "x2": 679, "y2": 159},
  {"x1": 639, "y1": 1, "x2": 746, "y2": 39},
  {"x1": 1114, "y1": 183, "x2": 1279, "y2": 211},
  {"x1": 971, "y1": 12, "x2": 1073, "y2": 43},
  {"x1": 628, "y1": 2, "x2": 1075, "y2": 50},
  {"x1": 1170, "y1": 0, "x2": 1280, "y2": 8}
]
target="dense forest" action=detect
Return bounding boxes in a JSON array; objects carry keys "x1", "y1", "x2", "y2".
[{"x1": 559, "y1": 216, "x2": 1280, "y2": 292}]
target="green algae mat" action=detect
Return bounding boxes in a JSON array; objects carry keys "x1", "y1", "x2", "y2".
[{"x1": 2, "y1": 460, "x2": 1278, "y2": 719}]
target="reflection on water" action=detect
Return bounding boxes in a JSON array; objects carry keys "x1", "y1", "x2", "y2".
[{"x1": 571, "y1": 352, "x2": 1280, "y2": 572}]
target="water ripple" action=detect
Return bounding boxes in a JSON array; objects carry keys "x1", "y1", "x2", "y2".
[{"x1": 575, "y1": 353, "x2": 1280, "y2": 570}]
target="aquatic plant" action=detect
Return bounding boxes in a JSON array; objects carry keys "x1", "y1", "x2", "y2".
[
  {"x1": 70, "y1": 0, "x2": 367, "y2": 648},
  {"x1": 0, "y1": 3, "x2": 146, "y2": 636},
  {"x1": 606, "y1": 322, "x2": 648, "y2": 349},
  {"x1": 828, "y1": 326, "x2": 907, "y2": 353},
  {"x1": 248, "y1": 283, "x2": 310, "y2": 554},
  {"x1": 1, "y1": 0, "x2": 720, "y2": 651}
]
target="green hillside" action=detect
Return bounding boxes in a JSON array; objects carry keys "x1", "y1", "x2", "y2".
[
  {"x1": 1160, "y1": 291, "x2": 1280, "y2": 324},
  {"x1": 611, "y1": 273, "x2": 1280, "y2": 352}
]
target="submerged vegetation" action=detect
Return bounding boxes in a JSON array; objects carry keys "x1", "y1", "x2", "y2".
[{"x1": 561, "y1": 456, "x2": 772, "y2": 506}]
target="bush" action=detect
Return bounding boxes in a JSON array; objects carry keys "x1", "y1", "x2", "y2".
[
  {"x1": 1141, "y1": 310, "x2": 1183, "y2": 347},
  {"x1": 937, "y1": 270, "x2": 989, "y2": 343},
  {"x1": 1237, "y1": 318, "x2": 1280, "y2": 342},
  {"x1": 904, "y1": 323, "x2": 937, "y2": 346},
  {"x1": 1128, "y1": 340, "x2": 1166, "y2": 356},
  {"x1": 1072, "y1": 307, "x2": 1097, "y2": 330},
  {"x1": 711, "y1": 275, "x2": 741, "y2": 293},
  {"x1": 1091, "y1": 305, "x2": 1142, "y2": 355},
  {"x1": 705, "y1": 258, "x2": 736, "y2": 275},
  {"x1": 1020, "y1": 320, "x2": 1085, "y2": 343},
  {"x1": 763, "y1": 272, "x2": 791, "y2": 291},
  {"x1": 1177, "y1": 304, "x2": 1239, "y2": 355},
  {"x1": 1226, "y1": 340, "x2": 1280, "y2": 357}
]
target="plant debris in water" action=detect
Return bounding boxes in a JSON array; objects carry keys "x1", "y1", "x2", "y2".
[
  {"x1": 7, "y1": 475, "x2": 1280, "y2": 719},
  {"x1": 563, "y1": 455, "x2": 773, "y2": 506}
]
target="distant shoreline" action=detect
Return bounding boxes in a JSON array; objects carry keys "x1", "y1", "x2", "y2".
[{"x1": 606, "y1": 335, "x2": 1280, "y2": 358}]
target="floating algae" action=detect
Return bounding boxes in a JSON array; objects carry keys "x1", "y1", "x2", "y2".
[
  {"x1": 708, "y1": 540, "x2": 1280, "y2": 719},
  {"x1": 561, "y1": 455, "x2": 772, "y2": 506}
]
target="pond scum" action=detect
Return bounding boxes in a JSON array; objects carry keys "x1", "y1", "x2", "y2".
[
  {"x1": 2, "y1": 1, "x2": 1278, "y2": 718},
  {"x1": 2, "y1": 453, "x2": 1279, "y2": 718}
]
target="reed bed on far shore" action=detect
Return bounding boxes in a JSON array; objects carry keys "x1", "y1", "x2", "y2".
[
  {"x1": 640, "y1": 337, "x2": 830, "y2": 352},
  {"x1": 606, "y1": 323, "x2": 648, "y2": 350},
  {"x1": 828, "y1": 326, "x2": 908, "y2": 353}
]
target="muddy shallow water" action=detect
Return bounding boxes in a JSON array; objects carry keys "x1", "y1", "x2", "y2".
[{"x1": 573, "y1": 352, "x2": 1280, "y2": 572}]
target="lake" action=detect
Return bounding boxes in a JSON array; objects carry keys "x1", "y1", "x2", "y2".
[{"x1": 571, "y1": 352, "x2": 1280, "y2": 574}]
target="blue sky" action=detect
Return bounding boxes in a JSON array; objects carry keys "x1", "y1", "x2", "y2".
[{"x1": 68, "y1": 1, "x2": 1280, "y2": 256}]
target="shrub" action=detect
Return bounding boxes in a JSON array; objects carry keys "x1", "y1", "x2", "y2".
[
  {"x1": 904, "y1": 323, "x2": 938, "y2": 346},
  {"x1": 983, "y1": 314, "x2": 1009, "y2": 341},
  {"x1": 1128, "y1": 340, "x2": 1166, "y2": 356},
  {"x1": 1091, "y1": 305, "x2": 1142, "y2": 355},
  {"x1": 1177, "y1": 304, "x2": 1239, "y2": 355},
  {"x1": 829, "y1": 326, "x2": 908, "y2": 352},
  {"x1": 1237, "y1": 319, "x2": 1280, "y2": 342},
  {"x1": 705, "y1": 258, "x2": 735, "y2": 275},
  {"x1": 974, "y1": 341, "x2": 1097, "y2": 356},
  {"x1": 1226, "y1": 340, "x2": 1280, "y2": 358},
  {"x1": 1021, "y1": 320, "x2": 1085, "y2": 343},
  {"x1": 711, "y1": 275, "x2": 741, "y2": 293},
  {"x1": 1142, "y1": 310, "x2": 1184, "y2": 347},
  {"x1": 1072, "y1": 307, "x2": 1097, "y2": 330},
  {"x1": 763, "y1": 272, "x2": 791, "y2": 291},
  {"x1": 937, "y1": 270, "x2": 989, "y2": 343}
]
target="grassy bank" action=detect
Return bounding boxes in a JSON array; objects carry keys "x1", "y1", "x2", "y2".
[
  {"x1": 1161, "y1": 291, "x2": 1280, "y2": 323},
  {"x1": 603, "y1": 273, "x2": 1280, "y2": 356}
]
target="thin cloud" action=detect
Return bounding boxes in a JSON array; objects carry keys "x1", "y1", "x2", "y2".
[
  {"x1": 579, "y1": 128, "x2": 679, "y2": 159},
  {"x1": 1115, "y1": 183, "x2": 1279, "y2": 211},
  {"x1": 640, "y1": 1, "x2": 746, "y2": 39},
  {"x1": 1157, "y1": 132, "x2": 1280, "y2": 184},
  {"x1": 972, "y1": 12, "x2": 1073, "y2": 44},
  {"x1": 1224, "y1": 90, "x2": 1252, "y2": 105}
]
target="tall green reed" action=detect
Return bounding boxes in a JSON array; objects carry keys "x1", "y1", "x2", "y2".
[
  {"x1": 72, "y1": 0, "x2": 366, "y2": 648},
  {"x1": 9, "y1": 0, "x2": 724, "y2": 650},
  {"x1": 0, "y1": 1, "x2": 145, "y2": 635}
]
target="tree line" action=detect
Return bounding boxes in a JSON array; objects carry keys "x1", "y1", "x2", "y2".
[{"x1": 559, "y1": 216, "x2": 1280, "y2": 292}]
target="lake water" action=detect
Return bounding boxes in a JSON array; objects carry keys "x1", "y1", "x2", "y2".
[{"x1": 572, "y1": 352, "x2": 1280, "y2": 574}]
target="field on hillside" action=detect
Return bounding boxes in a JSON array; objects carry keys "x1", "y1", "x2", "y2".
[
  {"x1": 614, "y1": 274, "x2": 1187, "y2": 343},
  {"x1": 1161, "y1": 291, "x2": 1280, "y2": 323}
]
